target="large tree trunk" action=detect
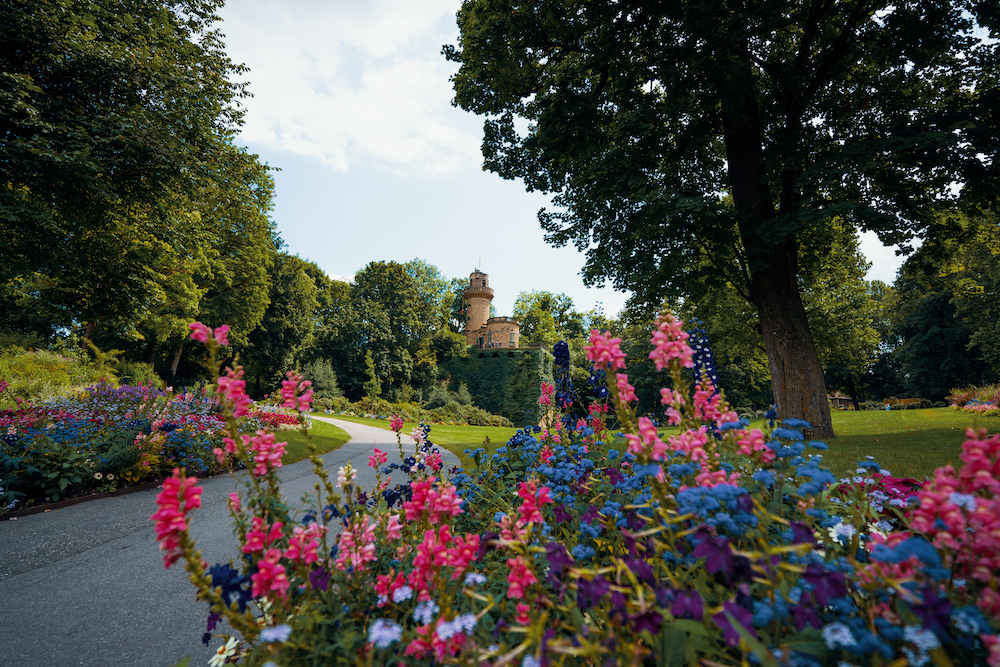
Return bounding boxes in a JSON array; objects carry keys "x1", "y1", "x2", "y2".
[
  {"x1": 751, "y1": 240, "x2": 835, "y2": 437},
  {"x1": 83, "y1": 320, "x2": 97, "y2": 342},
  {"x1": 170, "y1": 341, "x2": 183, "y2": 378},
  {"x1": 720, "y1": 38, "x2": 834, "y2": 437}
]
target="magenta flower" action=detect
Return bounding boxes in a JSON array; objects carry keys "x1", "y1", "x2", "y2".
[{"x1": 585, "y1": 329, "x2": 627, "y2": 371}]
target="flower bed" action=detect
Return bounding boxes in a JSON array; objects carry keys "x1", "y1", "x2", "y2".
[
  {"x1": 159, "y1": 317, "x2": 1000, "y2": 666},
  {"x1": 0, "y1": 375, "x2": 305, "y2": 512}
]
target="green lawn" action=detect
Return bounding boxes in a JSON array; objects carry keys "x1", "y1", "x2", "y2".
[
  {"x1": 280, "y1": 418, "x2": 351, "y2": 465},
  {"x1": 326, "y1": 415, "x2": 519, "y2": 470},
  {"x1": 820, "y1": 407, "x2": 1000, "y2": 479},
  {"x1": 323, "y1": 408, "x2": 1000, "y2": 481}
]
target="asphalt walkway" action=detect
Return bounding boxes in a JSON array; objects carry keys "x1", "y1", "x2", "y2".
[{"x1": 0, "y1": 418, "x2": 458, "y2": 667}]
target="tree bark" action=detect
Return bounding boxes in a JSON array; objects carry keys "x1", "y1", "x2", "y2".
[
  {"x1": 83, "y1": 320, "x2": 97, "y2": 342},
  {"x1": 169, "y1": 341, "x2": 183, "y2": 378},
  {"x1": 719, "y1": 38, "x2": 834, "y2": 437},
  {"x1": 750, "y1": 240, "x2": 835, "y2": 437}
]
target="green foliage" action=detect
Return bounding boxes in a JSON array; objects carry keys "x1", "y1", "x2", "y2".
[
  {"x1": 302, "y1": 358, "x2": 342, "y2": 400},
  {"x1": 441, "y1": 348, "x2": 553, "y2": 425},
  {"x1": 512, "y1": 290, "x2": 587, "y2": 348},
  {"x1": 19, "y1": 438, "x2": 90, "y2": 502},
  {"x1": 0, "y1": 0, "x2": 273, "y2": 337},
  {"x1": 362, "y1": 351, "x2": 381, "y2": 401},
  {"x1": 447, "y1": 0, "x2": 1000, "y2": 437},
  {"x1": 0, "y1": 346, "x2": 109, "y2": 403}
]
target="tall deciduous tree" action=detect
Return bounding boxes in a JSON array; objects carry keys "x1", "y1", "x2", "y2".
[
  {"x1": 0, "y1": 0, "x2": 269, "y2": 337},
  {"x1": 446, "y1": 0, "x2": 999, "y2": 436}
]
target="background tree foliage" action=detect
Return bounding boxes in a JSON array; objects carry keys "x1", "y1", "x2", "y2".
[{"x1": 446, "y1": 0, "x2": 1000, "y2": 436}]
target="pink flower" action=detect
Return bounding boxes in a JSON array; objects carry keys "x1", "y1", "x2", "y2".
[
  {"x1": 390, "y1": 415, "x2": 404, "y2": 432},
  {"x1": 616, "y1": 373, "x2": 637, "y2": 404},
  {"x1": 227, "y1": 492, "x2": 241, "y2": 512},
  {"x1": 426, "y1": 451, "x2": 443, "y2": 472},
  {"x1": 624, "y1": 416, "x2": 669, "y2": 460},
  {"x1": 213, "y1": 324, "x2": 230, "y2": 346},
  {"x1": 188, "y1": 321, "x2": 212, "y2": 343},
  {"x1": 385, "y1": 513, "x2": 403, "y2": 540},
  {"x1": 251, "y1": 548, "x2": 289, "y2": 599},
  {"x1": 538, "y1": 382, "x2": 555, "y2": 406},
  {"x1": 515, "y1": 602, "x2": 531, "y2": 625},
  {"x1": 506, "y1": 556, "x2": 538, "y2": 599},
  {"x1": 369, "y1": 448, "x2": 388, "y2": 469},
  {"x1": 585, "y1": 330, "x2": 627, "y2": 371},
  {"x1": 648, "y1": 312, "x2": 694, "y2": 370},
  {"x1": 149, "y1": 468, "x2": 202, "y2": 569},
  {"x1": 281, "y1": 371, "x2": 313, "y2": 413},
  {"x1": 248, "y1": 430, "x2": 287, "y2": 477},
  {"x1": 284, "y1": 523, "x2": 326, "y2": 564},
  {"x1": 242, "y1": 517, "x2": 284, "y2": 554},
  {"x1": 516, "y1": 480, "x2": 554, "y2": 524},
  {"x1": 335, "y1": 515, "x2": 378, "y2": 573},
  {"x1": 217, "y1": 367, "x2": 252, "y2": 418}
]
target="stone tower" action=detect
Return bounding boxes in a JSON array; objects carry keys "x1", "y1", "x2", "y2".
[
  {"x1": 463, "y1": 270, "x2": 493, "y2": 333},
  {"x1": 462, "y1": 270, "x2": 521, "y2": 348}
]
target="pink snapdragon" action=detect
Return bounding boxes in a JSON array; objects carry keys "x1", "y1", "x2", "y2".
[
  {"x1": 375, "y1": 570, "x2": 407, "y2": 606},
  {"x1": 390, "y1": 415, "x2": 404, "y2": 432},
  {"x1": 150, "y1": 467, "x2": 203, "y2": 569},
  {"x1": 247, "y1": 430, "x2": 287, "y2": 476},
  {"x1": 668, "y1": 426, "x2": 710, "y2": 461},
  {"x1": 649, "y1": 312, "x2": 694, "y2": 370},
  {"x1": 251, "y1": 548, "x2": 289, "y2": 599},
  {"x1": 217, "y1": 366, "x2": 252, "y2": 418},
  {"x1": 624, "y1": 416, "x2": 669, "y2": 461},
  {"x1": 242, "y1": 516, "x2": 284, "y2": 554},
  {"x1": 335, "y1": 515, "x2": 377, "y2": 573},
  {"x1": 284, "y1": 523, "x2": 326, "y2": 564},
  {"x1": 585, "y1": 329, "x2": 627, "y2": 371},
  {"x1": 616, "y1": 373, "x2": 637, "y2": 404},
  {"x1": 737, "y1": 428, "x2": 775, "y2": 464},
  {"x1": 403, "y1": 477, "x2": 464, "y2": 524},
  {"x1": 506, "y1": 556, "x2": 539, "y2": 599},
  {"x1": 369, "y1": 448, "x2": 388, "y2": 469},
  {"x1": 280, "y1": 370, "x2": 313, "y2": 413},
  {"x1": 385, "y1": 513, "x2": 403, "y2": 540},
  {"x1": 516, "y1": 480, "x2": 554, "y2": 524},
  {"x1": 189, "y1": 321, "x2": 229, "y2": 346},
  {"x1": 538, "y1": 382, "x2": 555, "y2": 406}
]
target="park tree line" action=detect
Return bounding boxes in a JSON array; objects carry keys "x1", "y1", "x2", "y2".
[{"x1": 2, "y1": 0, "x2": 997, "y2": 428}]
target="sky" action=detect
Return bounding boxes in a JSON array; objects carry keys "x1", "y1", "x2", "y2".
[{"x1": 215, "y1": 0, "x2": 907, "y2": 319}]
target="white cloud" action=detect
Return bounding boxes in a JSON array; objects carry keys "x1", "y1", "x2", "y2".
[{"x1": 218, "y1": 0, "x2": 477, "y2": 174}]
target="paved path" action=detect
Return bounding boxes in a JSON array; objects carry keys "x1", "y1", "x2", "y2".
[{"x1": 0, "y1": 418, "x2": 458, "y2": 667}]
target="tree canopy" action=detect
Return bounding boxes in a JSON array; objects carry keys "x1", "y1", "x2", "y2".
[
  {"x1": 1, "y1": 0, "x2": 274, "y2": 340},
  {"x1": 447, "y1": 0, "x2": 1000, "y2": 436}
]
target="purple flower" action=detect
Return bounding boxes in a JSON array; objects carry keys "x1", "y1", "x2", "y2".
[
  {"x1": 792, "y1": 603, "x2": 822, "y2": 631},
  {"x1": 553, "y1": 503, "x2": 572, "y2": 524},
  {"x1": 631, "y1": 610, "x2": 663, "y2": 635},
  {"x1": 260, "y1": 624, "x2": 292, "y2": 643},
  {"x1": 802, "y1": 564, "x2": 847, "y2": 606},
  {"x1": 477, "y1": 531, "x2": 500, "y2": 560},
  {"x1": 671, "y1": 590, "x2": 704, "y2": 620},
  {"x1": 713, "y1": 601, "x2": 755, "y2": 647},
  {"x1": 576, "y1": 575, "x2": 610, "y2": 611},
  {"x1": 545, "y1": 542, "x2": 573, "y2": 589},
  {"x1": 692, "y1": 528, "x2": 735, "y2": 582},
  {"x1": 309, "y1": 566, "x2": 330, "y2": 592},
  {"x1": 624, "y1": 558, "x2": 656, "y2": 587}
]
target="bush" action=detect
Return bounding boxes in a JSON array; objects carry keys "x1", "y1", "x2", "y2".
[{"x1": 0, "y1": 346, "x2": 109, "y2": 404}]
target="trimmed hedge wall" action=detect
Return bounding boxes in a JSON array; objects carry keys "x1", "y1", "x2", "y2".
[{"x1": 441, "y1": 348, "x2": 553, "y2": 426}]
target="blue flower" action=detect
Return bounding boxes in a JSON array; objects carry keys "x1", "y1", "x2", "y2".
[
  {"x1": 413, "y1": 600, "x2": 440, "y2": 625},
  {"x1": 259, "y1": 624, "x2": 292, "y2": 643},
  {"x1": 368, "y1": 619, "x2": 403, "y2": 648}
]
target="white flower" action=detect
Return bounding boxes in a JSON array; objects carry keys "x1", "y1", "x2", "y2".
[{"x1": 208, "y1": 636, "x2": 239, "y2": 667}]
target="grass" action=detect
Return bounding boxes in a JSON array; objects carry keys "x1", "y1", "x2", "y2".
[
  {"x1": 280, "y1": 419, "x2": 352, "y2": 465},
  {"x1": 820, "y1": 407, "x2": 1000, "y2": 479},
  {"x1": 326, "y1": 415, "x2": 518, "y2": 470},
  {"x1": 323, "y1": 408, "x2": 1000, "y2": 482}
]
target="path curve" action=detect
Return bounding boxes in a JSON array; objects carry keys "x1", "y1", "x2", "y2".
[{"x1": 0, "y1": 417, "x2": 458, "y2": 667}]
